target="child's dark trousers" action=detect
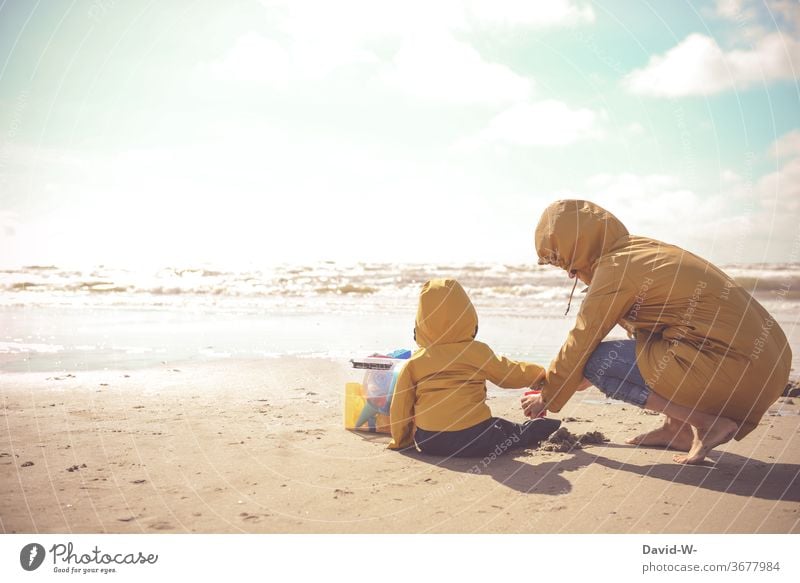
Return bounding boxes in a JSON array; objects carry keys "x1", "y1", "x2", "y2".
[{"x1": 414, "y1": 417, "x2": 561, "y2": 458}]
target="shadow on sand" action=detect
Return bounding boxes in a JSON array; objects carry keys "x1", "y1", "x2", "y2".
[{"x1": 398, "y1": 443, "x2": 800, "y2": 502}]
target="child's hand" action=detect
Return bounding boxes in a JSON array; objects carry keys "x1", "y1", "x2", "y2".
[{"x1": 521, "y1": 392, "x2": 546, "y2": 418}]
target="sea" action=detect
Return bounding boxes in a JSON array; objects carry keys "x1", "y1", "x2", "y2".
[{"x1": 1, "y1": 262, "x2": 798, "y2": 373}]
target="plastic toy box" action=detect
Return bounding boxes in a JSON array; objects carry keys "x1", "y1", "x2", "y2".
[{"x1": 344, "y1": 351, "x2": 410, "y2": 433}]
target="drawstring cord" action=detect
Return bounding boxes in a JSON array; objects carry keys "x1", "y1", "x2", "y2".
[{"x1": 564, "y1": 271, "x2": 579, "y2": 316}]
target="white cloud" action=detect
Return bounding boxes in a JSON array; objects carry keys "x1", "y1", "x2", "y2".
[
  {"x1": 467, "y1": 0, "x2": 594, "y2": 28},
  {"x1": 710, "y1": 1, "x2": 800, "y2": 45},
  {"x1": 721, "y1": 168, "x2": 742, "y2": 183},
  {"x1": 715, "y1": 131, "x2": 800, "y2": 221},
  {"x1": 382, "y1": 33, "x2": 532, "y2": 104},
  {"x1": 0, "y1": 210, "x2": 17, "y2": 238},
  {"x1": 768, "y1": 129, "x2": 800, "y2": 159},
  {"x1": 715, "y1": 0, "x2": 754, "y2": 21},
  {"x1": 277, "y1": 0, "x2": 467, "y2": 40},
  {"x1": 624, "y1": 32, "x2": 800, "y2": 96},
  {"x1": 771, "y1": 0, "x2": 800, "y2": 32},
  {"x1": 758, "y1": 145, "x2": 800, "y2": 214},
  {"x1": 567, "y1": 173, "x2": 744, "y2": 260},
  {"x1": 584, "y1": 173, "x2": 711, "y2": 228},
  {"x1": 0, "y1": 132, "x2": 541, "y2": 266},
  {"x1": 205, "y1": 1, "x2": 594, "y2": 87},
  {"x1": 571, "y1": 130, "x2": 800, "y2": 263},
  {"x1": 714, "y1": 0, "x2": 800, "y2": 32},
  {"x1": 204, "y1": 32, "x2": 291, "y2": 84},
  {"x1": 202, "y1": 31, "x2": 378, "y2": 84},
  {"x1": 468, "y1": 100, "x2": 602, "y2": 146},
  {"x1": 267, "y1": 0, "x2": 594, "y2": 37},
  {"x1": 625, "y1": 122, "x2": 645, "y2": 137},
  {"x1": 734, "y1": 135, "x2": 800, "y2": 259}
]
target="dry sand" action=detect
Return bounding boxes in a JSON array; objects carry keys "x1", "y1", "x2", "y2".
[{"x1": 1, "y1": 357, "x2": 798, "y2": 533}]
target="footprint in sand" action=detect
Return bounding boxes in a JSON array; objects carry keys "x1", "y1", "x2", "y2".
[{"x1": 295, "y1": 428, "x2": 326, "y2": 436}]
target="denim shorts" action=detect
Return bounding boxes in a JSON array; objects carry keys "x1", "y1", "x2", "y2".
[{"x1": 582, "y1": 340, "x2": 651, "y2": 408}]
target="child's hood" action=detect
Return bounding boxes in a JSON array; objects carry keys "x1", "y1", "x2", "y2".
[{"x1": 415, "y1": 279, "x2": 478, "y2": 348}]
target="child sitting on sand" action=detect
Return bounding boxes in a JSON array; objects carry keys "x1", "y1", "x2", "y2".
[{"x1": 388, "y1": 278, "x2": 560, "y2": 457}]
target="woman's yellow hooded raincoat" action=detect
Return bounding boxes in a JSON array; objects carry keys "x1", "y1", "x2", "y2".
[
  {"x1": 388, "y1": 279, "x2": 545, "y2": 449},
  {"x1": 535, "y1": 199, "x2": 792, "y2": 439}
]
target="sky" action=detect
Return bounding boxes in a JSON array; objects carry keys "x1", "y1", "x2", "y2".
[{"x1": 0, "y1": 0, "x2": 798, "y2": 268}]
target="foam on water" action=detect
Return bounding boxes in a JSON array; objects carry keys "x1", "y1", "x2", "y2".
[
  {"x1": 3, "y1": 261, "x2": 798, "y2": 313},
  {"x1": 1, "y1": 262, "x2": 798, "y2": 372}
]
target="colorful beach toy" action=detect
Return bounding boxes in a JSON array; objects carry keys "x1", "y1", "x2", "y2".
[{"x1": 344, "y1": 351, "x2": 410, "y2": 433}]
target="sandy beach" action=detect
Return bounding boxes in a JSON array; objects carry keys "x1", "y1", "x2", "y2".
[{"x1": 2, "y1": 357, "x2": 798, "y2": 534}]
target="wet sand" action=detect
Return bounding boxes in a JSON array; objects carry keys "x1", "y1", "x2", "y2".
[{"x1": 1, "y1": 358, "x2": 798, "y2": 533}]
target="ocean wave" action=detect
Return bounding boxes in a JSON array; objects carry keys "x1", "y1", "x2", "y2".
[
  {"x1": 724, "y1": 276, "x2": 799, "y2": 296},
  {"x1": 315, "y1": 284, "x2": 378, "y2": 295},
  {"x1": 9, "y1": 282, "x2": 41, "y2": 291},
  {"x1": 0, "y1": 341, "x2": 64, "y2": 353},
  {"x1": 1, "y1": 262, "x2": 798, "y2": 314}
]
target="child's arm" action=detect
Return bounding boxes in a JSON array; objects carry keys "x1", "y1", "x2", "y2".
[
  {"x1": 477, "y1": 344, "x2": 545, "y2": 389},
  {"x1": 388, "y1": 363, "x2": 415, "y2": 450}
]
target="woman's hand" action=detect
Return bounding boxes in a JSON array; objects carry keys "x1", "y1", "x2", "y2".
[{"x1": 521, "y1": 392, "x2": 546, "y2": 419}]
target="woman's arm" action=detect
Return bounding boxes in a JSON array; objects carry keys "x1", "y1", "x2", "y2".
[{"x1": 541, "y1": 264, "x2": 636, "y2": 412}]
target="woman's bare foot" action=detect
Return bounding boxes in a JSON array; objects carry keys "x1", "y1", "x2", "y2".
[
  {"x1": 625, "y1": 417, "x2": 693, "y2": 451},
  {"x1": 672, "y1": 417, "x2": 738, "y2": 465}
]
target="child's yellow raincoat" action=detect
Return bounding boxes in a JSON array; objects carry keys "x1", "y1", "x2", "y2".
[
  {"x1": 535, "y1": 199, "x2": 792, "y2": 439},
  {"x1": 388, "y1": 279, "x2": 544, "y2": 450}
]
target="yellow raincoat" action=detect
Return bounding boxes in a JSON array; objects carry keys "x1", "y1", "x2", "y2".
[
  {"x1": 535, "y1": 199, "x2": 792, "y2": 439},
  {"x1": 388, "y1": 279, "x2": 545, "y2": 449}
]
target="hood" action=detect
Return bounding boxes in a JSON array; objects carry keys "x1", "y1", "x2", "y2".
[
  {"x1": 415, "y1": 279, "x2": 478, "y2": 348},
  {"x1": 535, "y1": 199, "x2": 629, "y2": 284}
]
